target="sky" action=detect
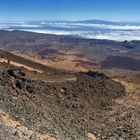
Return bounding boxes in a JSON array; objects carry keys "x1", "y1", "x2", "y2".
[{"x1": 0, "y1": 0, "x2": 140, "y2": 21}]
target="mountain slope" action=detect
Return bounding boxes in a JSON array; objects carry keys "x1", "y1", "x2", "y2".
[{"x1": 0, "y1": 64, "x2": 129, "y2": 139}]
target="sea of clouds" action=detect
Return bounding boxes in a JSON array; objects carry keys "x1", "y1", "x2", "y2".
[{"x1": 1, "y1": 21, "x2": 140, "y2": 41}]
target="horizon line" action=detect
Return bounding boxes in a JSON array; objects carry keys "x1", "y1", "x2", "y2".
[{"x1": 0, "y1": 18, "x2": 140, "y2": 23}]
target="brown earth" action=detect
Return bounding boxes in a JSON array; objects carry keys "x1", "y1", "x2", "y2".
[
  {"x1": 0, "y1": 64, "x2": 139, "y2": 139},
  {"x1": 0, "y1": 30, "x2": 139, "y2": 139}
]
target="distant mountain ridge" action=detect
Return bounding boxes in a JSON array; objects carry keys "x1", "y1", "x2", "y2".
[{"x1": 46, "y1": 19, "x2": 140, "y2": 25}]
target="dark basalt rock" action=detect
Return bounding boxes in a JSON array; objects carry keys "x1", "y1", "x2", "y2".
[
  {"x1": 0, "y1": 66, "x2": 33, "y2": 93},
  {"x1": 7, "y1": 68, "x2": 26, "y2": 78},
  {"x1": 81, "y1": 71, "x2": 109, "y2": 79},
  {"x1": 0, "y1": 66, "x2": 132, "y2": 140}
]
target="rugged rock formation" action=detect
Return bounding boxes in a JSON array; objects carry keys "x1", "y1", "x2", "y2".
[{"x1": 0, "y1": 66, "x2": 129, "y2": 139}]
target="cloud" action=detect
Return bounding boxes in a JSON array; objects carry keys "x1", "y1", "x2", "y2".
[{"x1": 1, "y1": 21, "x2": 140, "y2": 41}]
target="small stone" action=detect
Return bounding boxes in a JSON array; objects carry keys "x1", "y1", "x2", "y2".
[{"x1": 87, "y1": 133, "x2": 96, "y2": 140}]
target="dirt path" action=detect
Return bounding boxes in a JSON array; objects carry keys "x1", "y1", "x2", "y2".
[
  {"x1": 113, "y1": 78, "x2": 140, "y2": 131},
  {"x1": 113, "y1": 78, "x2": 140, "y2": 106},
  {"x1": 113, "y1": 78, "x2": 137, "y2": 94},
  {"x1": 0, "y1": 58, "x2": 43, "y2": 73},
  {"x1": 43, "y1": 77, "x2": 77, "y2": 83}
]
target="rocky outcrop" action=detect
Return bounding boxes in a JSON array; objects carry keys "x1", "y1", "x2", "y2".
[{"x1": 0, "y1": 66, "x2": 138, "y2": 140}]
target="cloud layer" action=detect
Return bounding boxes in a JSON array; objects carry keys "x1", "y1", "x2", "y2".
[{"x1": 1, "y1": 21, "x2": 140, "y2": 41}]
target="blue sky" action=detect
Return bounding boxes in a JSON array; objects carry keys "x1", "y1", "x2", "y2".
[{"x1": 0, "y1": 0, "x2": 140, "y2": 21}]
